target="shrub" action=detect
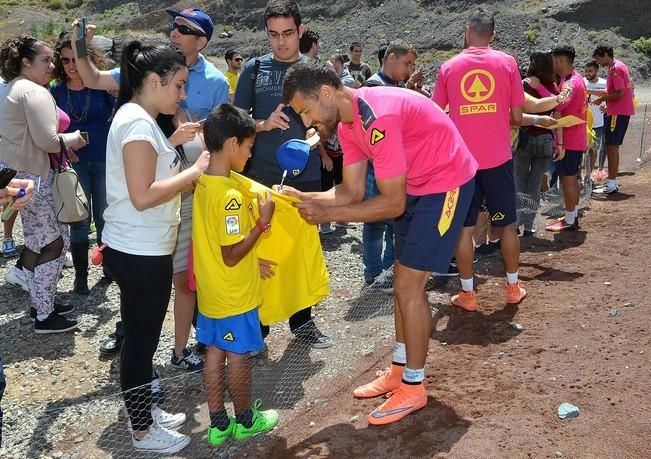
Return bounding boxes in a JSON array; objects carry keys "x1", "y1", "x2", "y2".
[
  {"x1": 525, "y1": 28, "x2": 538, "y2": 43},
  {"x1": 632, "y1": 37, "x2": 651, "y2": 56}
]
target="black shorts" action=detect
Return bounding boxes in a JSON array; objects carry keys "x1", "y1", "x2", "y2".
[
  {"x1": 464, "y1": 159, "x2": 516, "y2": 228},
  {"x1": 556, "y1": 149, "x2": 583, "y2": 177},
  {"x1": 604, "y1": 115, "x2": 630, "y2": 146},
  {"x1": 394, "y1": 179, "x2": 474, "y2": 273}
]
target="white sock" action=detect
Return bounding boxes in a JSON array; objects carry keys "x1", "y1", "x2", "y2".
[
  {"x1": 565, "y1": 210, "x2": 576, "y2": 225},
  {"x1": 506, "y1": 272, "x2": 519, "y2": 285},
  {"x1": 403, "y1": 367, "x2": 425, "y2": 384},
  {"x1": 460, "y1": 277, "x2": 473, "y2": 292},
  {"x1": 392, "y1": 342, "x2": 407, "y2": 365},
  {"x1": 607, "y1": 179, "x2": 617, "y2": 190},
  {"x1": 36, "y1": 313, "x2": 49, "y2": 321},
  {"x1": 489, "y1": 238, "x2": 500, "y2": 244}
]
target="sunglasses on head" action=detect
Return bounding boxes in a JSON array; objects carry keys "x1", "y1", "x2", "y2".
[
  {"x1": 171, "y1": 22, "x2": 205, "y2": 37},
  {"x1": 60, "y1": 57, "x2": 76, "y2": 65}
]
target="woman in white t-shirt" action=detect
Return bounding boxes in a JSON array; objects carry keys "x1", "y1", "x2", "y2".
[{"x1": 101, "y1": 41, "x2": 208, "y2": 455}]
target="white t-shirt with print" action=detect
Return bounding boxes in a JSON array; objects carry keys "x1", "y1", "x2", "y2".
[
  {"x1": 584, "y1": 77, "x2": 607, "y2": 129},
  {"x1": 103, "y1": 102, "x2": 181, "y2": 256}
]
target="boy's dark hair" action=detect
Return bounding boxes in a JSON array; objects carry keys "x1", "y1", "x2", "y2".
[
  {"x1": 330, "y1": 53, "x2": 345, "y2": 66},
  {"x1": 585, "y1": 59, "x2": 599, "y2": 70},
  {"x1": 468, "y1": 8, "x2": 495, "y2": 38},
  {"x1": 349, "y1": 41, "x2": 362, "y2": 52},
  {"x1": 204, "y1": 104, "x2": 256, "y2": 153},
  {"x1": 551, "y1": 45, "x2": 576, "y2": 63},
  {"x1": 265, "y1": 0, "x2": 301, "y2": 28},
  {"x1": 385, "y1": 39, "x2": 415, "y2": 61},
  {"x1": 283, "y1": 60, "x2": 342, "y2": 103},
  {"x1": 593, "y1": 45, "x2": 614, "y2": 59},
  {"x1": 299, "y1": 27, "x2": 319, "y2": 54},
  {"x1": 117, "y1": 41, "x2": 185, "y2": 111},
  {"x1": 378, "y1": 44, "x2": 388, "y2": 66},
  {"x1": 224, "y1": 49, "x2": 240, "y2": 62}
]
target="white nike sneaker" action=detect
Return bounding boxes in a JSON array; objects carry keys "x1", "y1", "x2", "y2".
[
  {"x1": 132, "y1": 422, "x2": 190, "y2": 454},
  {"x1": 5, "y1": 265, "x2": 28, "y2": 292}
]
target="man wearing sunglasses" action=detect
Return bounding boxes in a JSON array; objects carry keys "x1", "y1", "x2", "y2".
[
  {"x1": 71, "y1": 7, "x2": 228, "y2": 122},
  {"x1": 224, "y1": 49, "x2": 243, "y2": 102},
  {"x1": 233, "y1": 0, "x2": 332, "y2": 349}
]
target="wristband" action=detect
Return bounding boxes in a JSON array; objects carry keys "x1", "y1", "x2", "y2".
[
  {"x1": 75, "y1": 36, "x2": 88, "y2": 59},
  {"x1": 532, "y1": 115, "x2": 539, "y2": 126},
  {"x1": 256, "y1": 219, "x2": 271, "y2": 233}
]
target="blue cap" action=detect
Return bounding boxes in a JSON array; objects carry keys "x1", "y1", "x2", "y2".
[
  {"x1": 276, "y1": 139, "x2": 311, "y2": 178},
  {"x1": 166, "y1": 8, "x2": 214, "y2": 41}
]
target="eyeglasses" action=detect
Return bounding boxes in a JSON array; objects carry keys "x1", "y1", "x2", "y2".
[
  {"x1": 267, "y1": 29, "x2": 298, "y2": 40},
  {"x1": 171, "y1": 22, "x2": 205, "y2": 37},
  {"x1": 60, "y1": 57, "x2": 76, "y2": 65}
]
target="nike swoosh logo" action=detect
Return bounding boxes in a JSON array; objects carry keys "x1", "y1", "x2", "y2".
[{"x1": 370, "y1": 405, "x2": 414, "y2": 418}]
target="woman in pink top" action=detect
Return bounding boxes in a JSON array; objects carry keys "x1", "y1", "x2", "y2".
[{"x1": 0, "y1": 36, "x2": 86, "y2": 334}]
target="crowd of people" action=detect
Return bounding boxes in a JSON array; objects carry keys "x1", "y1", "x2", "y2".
[{"x1": 0, "y1": 0, "x2": 637, "y2": 454}]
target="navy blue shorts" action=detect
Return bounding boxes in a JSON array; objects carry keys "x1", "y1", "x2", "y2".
[
  {"x1": 556, "y1": 149, "x2": 582, "y2": 177},
  {"x1": 464, "y1": 160, "x2": 516, "y2": 228},
  {"x1": 604, "y1": 115, "x2": 630, "y2": 146},
  {"x1": 394, "y1": 179, "x2": 474, "y2": 273},
  {"x1": 196, "y1": 308, "x2": 264, "y2": 355}
]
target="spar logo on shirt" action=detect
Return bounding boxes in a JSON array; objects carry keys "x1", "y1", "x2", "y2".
[{"x1": 459, "y1": 69, "x2": 496, "y2": 116}]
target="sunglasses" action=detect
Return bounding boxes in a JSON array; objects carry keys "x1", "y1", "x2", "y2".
[
  {"x1": 171, "y1": 22, "x2": 205, "y2": 37},
  {"x1": 60, "y1": 57, "x2": 76, "y2": 65}
]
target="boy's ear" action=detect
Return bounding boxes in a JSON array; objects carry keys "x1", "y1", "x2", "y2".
[{"x1": 225, "y1": 136, "x2": 239, "y2": 152}]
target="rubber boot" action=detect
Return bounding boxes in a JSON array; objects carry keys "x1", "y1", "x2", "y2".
[{"x1": 70, "y1": 241, "x2": 90, "y2": 295}]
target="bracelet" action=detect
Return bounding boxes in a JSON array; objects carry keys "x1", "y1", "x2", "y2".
[{"x1": 532, "y1": 115, "x2": 539, "y2": 126}]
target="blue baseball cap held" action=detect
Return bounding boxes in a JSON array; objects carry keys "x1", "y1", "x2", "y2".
[
  {"x1": 276, "y1": 139, "x2": 311, "y2": 178},
  {"x1": 166, "y1": 7, "x2": 214, "y2": 41}
]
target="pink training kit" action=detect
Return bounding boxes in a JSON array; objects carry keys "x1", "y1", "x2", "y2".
[
  {"x1": 338, "y1": 86, "x2": 477, "y2": 196},
  {"x1": 606, "y1": 59, "x2": 635, "y2": 116},
  {"x1": 433, "y1": 46, "x2": 525, "y2": 170},
  {"x1": 555, "y1": 69, "x2": 588, "y2": 152}
]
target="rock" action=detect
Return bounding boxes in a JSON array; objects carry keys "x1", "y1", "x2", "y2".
[
  {"x1": 623, "y1": 302, "x2": 634, "y2": 308},
  {"x1": 219, "y1": 32, "x2": 230, "y2": 39},
  {"x1": 512, "y1": 323, "x2": 524, "y2": 331},
  {"x1": 609, "y1": 308, "x2": 618, "y2": 317},
  {"x1": 548, "y1": 377, "x2": 556, "y2": 382},
  {"x1": 497, "y1": 351, "x2": 506, "y2": 359},
  {"x1": 350, "y1": 415, "x2": 359, "y2": 423},
  {"x1": 309, "y1": 421, "x2": 316, "y2": 427},
  {"x1": 604, "y1": 281, "x2": 611, "y2": 286},
  {"x1": 558, "y1": 402, "x2": 580, "y2": 420},
  {"x1": 555, "y1": 452, "x2": 563, "y2": 458},
  {"x1": 314, "y1": 399, "x2": 328, "y2": 406}
]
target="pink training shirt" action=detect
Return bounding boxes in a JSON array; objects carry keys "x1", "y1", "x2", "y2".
[
  {"x1": 338, "y1": 87, "x2": 478, "y2": 196},
  {"x1": 539, "y1": 70, "x2": 587, "y2": 152},
  {"x1": 432, "y1": 46, "x2": 525, "y2": 170},
  {"x1": 606, "y1": 59, "x2": 635, "y2": 116}
]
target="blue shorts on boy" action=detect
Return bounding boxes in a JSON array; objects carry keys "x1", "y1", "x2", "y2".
[
  {"x1": 604, "y1": 114, "x2": 630, "y2": 146},
  {"x1": 196, "y1": 309, "x2": 264, "y2": 355},
  {"x1": 464, "y1": 159, "x2": 517, "y2": 228},
  {"x1": 394, "y1": 179, "x2": 474, "y2": 273}
]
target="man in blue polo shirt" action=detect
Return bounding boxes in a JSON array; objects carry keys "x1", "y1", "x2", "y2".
[
  {"x1": 70, "y1": 8, "x2": 229, "y2": 362},
  {"x1": 71, "y1": 8, "x2": 228, "y2": 121}
]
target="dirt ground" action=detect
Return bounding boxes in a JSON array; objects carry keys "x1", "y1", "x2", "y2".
[{"x1": 243, "y1": 134, "x2": 651, "y2": 457}]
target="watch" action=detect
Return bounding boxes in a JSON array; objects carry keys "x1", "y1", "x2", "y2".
[{"x1": 256, "y1": 219, "x2": 271, "y2": 233}]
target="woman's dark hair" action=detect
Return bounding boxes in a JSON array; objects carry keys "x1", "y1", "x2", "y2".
[
  {"x1": 204, "y1": 104, "x2": 256, "y2": 153},
  {"x1": 283, "y1": 60, "x2": 342, "y2": 104},
  {"x1": 527, "y1": 51, "x2": 555, "y2": 85},
  {"x1": 0, "y1": 36, "x2": 50, "y2": 81},
  {"x1": 265, "y1": 0, "x2": 302, "y2": 28},
  {"x1": 53, "y1": 33, "x2": 108, "y2": 83},
  {"x1": 116, "y1": 41, "x2": 186, "y2": 111}
]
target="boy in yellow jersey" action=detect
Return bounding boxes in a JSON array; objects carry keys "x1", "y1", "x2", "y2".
[{"x1": 192, "y1": 104, "x2": 278, "y2": 446}]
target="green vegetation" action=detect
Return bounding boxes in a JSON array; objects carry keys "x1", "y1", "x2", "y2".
[
  {"x1": 632, "y1": 37, "x2": 651, "y2": 56},
  {"x1": 524, "y1": 28, "x2": 538, "y2": 43}
]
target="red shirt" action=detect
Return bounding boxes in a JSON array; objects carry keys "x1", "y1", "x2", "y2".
[{"x1": 338, "y1": 87, "x2": 477, "y2": 195}]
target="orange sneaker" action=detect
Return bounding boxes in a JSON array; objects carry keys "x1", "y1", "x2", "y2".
[
  {"x1": 353, "y1": 364, "x2": 403, "y2": 398},
  {"x1": 506, "y1": 281, "x2": 527, "y2": 304},
  {"x1": 368, "y1": 382, "x2": 427, "y2": 426},
  {"x1": 451, "y1": 290, "x2": 477, "y2": 311}
]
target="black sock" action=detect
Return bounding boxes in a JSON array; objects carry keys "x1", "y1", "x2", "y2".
[
  {"x1": 209, "y1": 409, "x2": 230, "y2": 430},
  {"x1": 236, "y1": 409, "x2": 254, "y2": 429}
]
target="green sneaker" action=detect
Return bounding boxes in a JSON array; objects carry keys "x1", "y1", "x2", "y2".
[
  {"x1": 207, "y1": 418, "x2": 235, "y2": 446},
  {"x1": 88, "y1": 222, "x2": 96, "y2": 234},
  {"x1": 233, "y1": 400, "x2": 279, "y2": 441}
]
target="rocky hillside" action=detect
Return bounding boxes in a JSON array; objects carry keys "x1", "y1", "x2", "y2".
[{"x1": 1, "y1": 0, "x2": 650, "y2": 81}]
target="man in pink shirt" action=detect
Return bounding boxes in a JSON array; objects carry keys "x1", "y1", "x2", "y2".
[
  {"x1": 432, "y1": 8, "x2": 527, "y2": 312},
  {"x1": 541, "y1": 46, "x2": 587, "y2": 232},
  {"x1": 280, "y1": 61, "x2": 478, "y2": 426},
  {"x1": 592, "y1": 45, "x2": 636, "y2": 194}
]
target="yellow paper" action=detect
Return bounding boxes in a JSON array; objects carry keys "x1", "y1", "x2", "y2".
[{"x1": 541, "y1": 115, "x2": 585, "y2": 129}]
